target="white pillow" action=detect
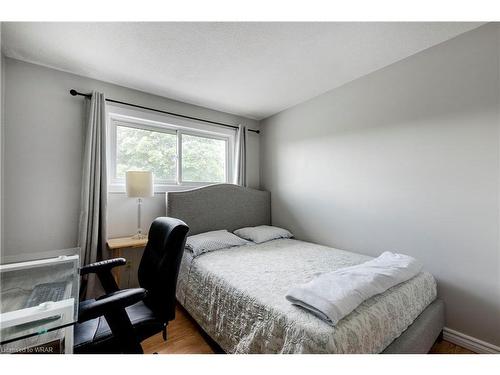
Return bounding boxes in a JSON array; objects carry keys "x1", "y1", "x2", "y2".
[
  {"x1": 233, "y1": 225, "x2": 293, "y2": 244},
  {"x1": 185, "y1": 230, "x2": 250, "y2": 257}
]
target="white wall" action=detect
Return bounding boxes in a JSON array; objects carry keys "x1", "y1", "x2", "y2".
[
  {"x1": 2, "y1": 58, "x2": 260, "y2": 258},
  {"x1": 261, "y1": 24, "x2": 500, "y2": 346}
]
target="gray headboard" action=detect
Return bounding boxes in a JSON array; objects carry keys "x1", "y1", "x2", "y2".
[{"x1": 166, "y1": 184, "x2": 271, "y2": 235}]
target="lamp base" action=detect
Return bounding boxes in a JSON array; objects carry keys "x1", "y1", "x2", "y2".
[{"x1": 131, "y1": 233, "x2": 147, "y2": 240}]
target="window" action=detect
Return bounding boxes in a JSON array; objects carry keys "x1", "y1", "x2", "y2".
[
  {"x1": 181, "y1": 133, "x2": 227, "y2": 183},
  {"x1": 108, "y1": 107, "x2": 233, "y2": 191}
]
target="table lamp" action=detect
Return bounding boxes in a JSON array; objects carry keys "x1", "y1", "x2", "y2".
[{"x1": 126, "y1": 171, "x2": 154, "y2": 239}]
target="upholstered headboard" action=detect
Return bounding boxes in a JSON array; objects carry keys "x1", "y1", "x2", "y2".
[{"x1": 166, "y1": 184, "x2": 271, "y2": 235}]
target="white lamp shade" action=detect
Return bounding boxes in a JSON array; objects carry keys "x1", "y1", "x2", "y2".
[{"x1": 125, "y1": 171, "x2": 154, "y2": 198}]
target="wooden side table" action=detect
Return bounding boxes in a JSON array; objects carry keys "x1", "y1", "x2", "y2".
[{"x1": 107, "y1": 237, "x2": 148, "y2": 285}]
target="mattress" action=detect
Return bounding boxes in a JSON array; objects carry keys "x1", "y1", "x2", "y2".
[{"x1": 176, "y1": 238, "x2": 437, "y2": 353}]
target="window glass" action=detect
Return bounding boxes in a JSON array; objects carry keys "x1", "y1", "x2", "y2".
[
  {"x1": 116, "y1": 125, "x2": 177, "y2": 182},
  {"x1": 181, "y1": 134, "x2": 226, "y2": 183}
]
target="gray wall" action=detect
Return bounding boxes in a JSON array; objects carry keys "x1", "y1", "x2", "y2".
[
  {"x1": 261, "y1": 24, "x2": 500, "y2": 346},
  {"x1": 2, "y1": 58, "x2": 260, "y2": 257},
  {"x1": 0, "y1": 23, "x2": 3, "y2": 256}
]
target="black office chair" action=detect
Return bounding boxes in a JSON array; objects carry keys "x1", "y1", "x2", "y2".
[{"x1": 73, "y1": 217, "x2": 189, "y2": 354}]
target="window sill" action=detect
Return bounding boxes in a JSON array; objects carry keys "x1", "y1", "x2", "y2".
[{"x1": 108, "y1": 182, "x2": 226, "y2": 194}]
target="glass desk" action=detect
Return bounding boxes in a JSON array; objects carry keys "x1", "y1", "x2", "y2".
[{"x1": 0, "y1": 253, "x2": 79, "y2": 354}]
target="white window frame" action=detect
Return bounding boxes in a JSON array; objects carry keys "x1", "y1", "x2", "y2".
[{"x1": 107, "y1": 104, "x2": 235, "y2": 193}]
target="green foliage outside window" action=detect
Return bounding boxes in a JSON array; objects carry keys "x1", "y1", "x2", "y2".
[
  {"x1": 116, "y1": 126, "x2": 177, "y2": 181},
  {"x1": 182, "y1": 134, "x2": 226, "y2": 183},
  {"x1": 116, "y1": 125, "x2": 226, "y2": 183}
]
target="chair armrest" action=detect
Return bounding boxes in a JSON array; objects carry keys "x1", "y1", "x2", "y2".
[
  {"x1": 80, "y1": 258, "x2": 127, "y2": 275},
  {"x1": 78, "y1": 288, "x2": 147, "y2": 323}
]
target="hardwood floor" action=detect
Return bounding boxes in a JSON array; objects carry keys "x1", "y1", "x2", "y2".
[
  {"x1": 142, "y1": 304, "x2": 475, "y2": 354},
  {"x1": 429, "y1": 340, "x2": 475, "y2": 354},
  {"x1": 142, "y1": 305, "x2": 215, "y2": 354}
]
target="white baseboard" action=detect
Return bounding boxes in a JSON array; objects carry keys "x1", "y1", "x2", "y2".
[{"x1": 443, "y1": 327, "x2": 500, "y2": 354}]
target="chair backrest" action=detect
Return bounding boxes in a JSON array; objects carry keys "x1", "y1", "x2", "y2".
[{"x1": 138, "y1": 217, "x2": 189, "y2": 323}]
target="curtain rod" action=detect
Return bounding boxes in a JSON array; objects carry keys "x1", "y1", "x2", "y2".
[{"x1": 69, "y1": 89, "x2": 260, "y2": 134}]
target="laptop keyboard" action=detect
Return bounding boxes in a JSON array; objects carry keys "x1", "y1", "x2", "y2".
[{"x1": 24, "y1": 282, "x2": 67, "y2": 308}]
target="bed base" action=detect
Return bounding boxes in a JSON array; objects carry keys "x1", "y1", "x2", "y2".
[{"x1": 382, "y1": 298, "x2": 445, "y2": 353}]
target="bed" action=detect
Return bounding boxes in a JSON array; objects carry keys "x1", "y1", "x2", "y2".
[{"x1": 166, "y1": 184, "x2": 445, "y2": 354}]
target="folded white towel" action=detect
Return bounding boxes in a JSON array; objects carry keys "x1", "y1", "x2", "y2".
[{"x1": 286, "y1": 251, "x2": 423, "y2": 326}]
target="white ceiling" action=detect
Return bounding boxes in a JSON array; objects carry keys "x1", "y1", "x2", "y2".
[{"x1": 2, "y1": 22, "x2": 484, "y2": 120}]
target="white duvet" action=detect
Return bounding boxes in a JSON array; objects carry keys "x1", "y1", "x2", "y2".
[{"x1": 286, "y1": 251, "x2": 423, "y2": 326}]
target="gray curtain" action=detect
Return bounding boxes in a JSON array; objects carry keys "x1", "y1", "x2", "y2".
[
  {"x1": 78, "y1": 91, "x2": 108, "y2": 298},
  {"x1": 233, "y1": 124, "x2": 247, "y2": 186}
]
